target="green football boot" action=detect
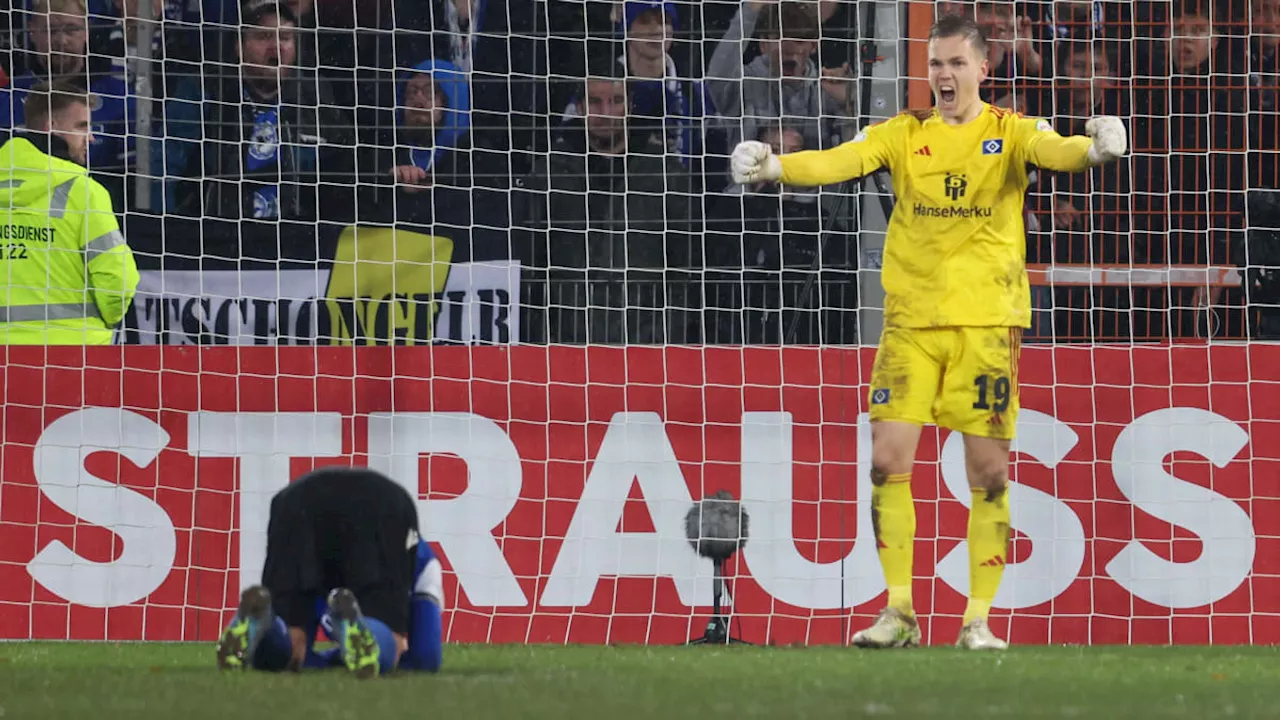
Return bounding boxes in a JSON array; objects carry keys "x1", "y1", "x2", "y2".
[
  {"x1": 327, "y1": 588, "x2": 381, "y2": 679},
  {"x1": 215, "y1": 585, "x2": 273, "y2": 670}
]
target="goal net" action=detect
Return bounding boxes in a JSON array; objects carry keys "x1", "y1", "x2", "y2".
[{"x1": 0, "y1": 0, "x2": 1277, "y2": 647}]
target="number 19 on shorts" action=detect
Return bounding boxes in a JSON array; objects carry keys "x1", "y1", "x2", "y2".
[{"x1": 972, "y1": 374, "x2": 1011, "y2": 412}]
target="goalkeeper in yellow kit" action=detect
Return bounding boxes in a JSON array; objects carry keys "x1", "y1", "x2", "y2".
[{"x1": 731, "y1": 14, "x2": 1127, "y2": 650}]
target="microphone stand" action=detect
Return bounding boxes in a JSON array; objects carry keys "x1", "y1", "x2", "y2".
[{"x1": 688, "y1": 556, "x2": 751, "y2": 645}]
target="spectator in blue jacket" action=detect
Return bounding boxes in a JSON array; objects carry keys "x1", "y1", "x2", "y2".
[{"x1": 384, "y1": 59, "x2": 471, "y2": 195}]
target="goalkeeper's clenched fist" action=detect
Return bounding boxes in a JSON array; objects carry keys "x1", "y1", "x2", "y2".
[
  {"x1": 731, "y1": 140, "x2": 783, "y2": 185},
  {"x1": 1085, "y1": 115, "x2": 1127, "y2": 165}
]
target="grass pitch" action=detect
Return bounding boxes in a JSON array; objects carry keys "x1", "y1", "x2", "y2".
[{"x1": 1, "y1": 642, "x2": 1277, "y2": 719}]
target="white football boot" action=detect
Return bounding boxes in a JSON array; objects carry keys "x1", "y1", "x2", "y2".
[
  {"x1": 851, "y1": 608, "x2": 922, "y2": 648},
  {"x1": 955, "y1": 618, "x2": 1009, "y2": 650}
]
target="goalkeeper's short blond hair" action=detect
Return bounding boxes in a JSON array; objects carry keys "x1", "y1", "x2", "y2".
[{"x1": 929, "y1": 13, "x2": 989, "y2": 57}]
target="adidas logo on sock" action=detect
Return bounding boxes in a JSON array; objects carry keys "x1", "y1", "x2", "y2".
[{"x1": 980, "y1": 555, "x2": 1006, "y2": 567}]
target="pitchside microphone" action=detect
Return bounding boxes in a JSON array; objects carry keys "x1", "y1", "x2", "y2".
[{"x1": 684, "y1": 490, "x2": 751, "y2": 645}]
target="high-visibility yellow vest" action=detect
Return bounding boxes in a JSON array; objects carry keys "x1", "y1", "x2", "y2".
[{"x1": 0, "y1": 136, "x2": 139, "y2": 345}]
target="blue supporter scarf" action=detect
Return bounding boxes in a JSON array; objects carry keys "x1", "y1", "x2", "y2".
[
  {"x1": 242, "y1": 90, "x2": 281, "y2": 219},
  {"x1": 633, "y1": 76, "x2": 684, "y2": 152}
]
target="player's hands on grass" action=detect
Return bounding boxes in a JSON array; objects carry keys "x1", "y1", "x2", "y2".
[
  {"x1": 1085, "y1": 116, "x2": 1127, "y2": 165},
  {"x1": 731, "y1": 141, "x2": 783, "y2": 185}
]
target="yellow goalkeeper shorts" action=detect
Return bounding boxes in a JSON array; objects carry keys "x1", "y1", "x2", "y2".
[{"x1": 867, "y1": 326, "x2": 1022, "y2": 440}]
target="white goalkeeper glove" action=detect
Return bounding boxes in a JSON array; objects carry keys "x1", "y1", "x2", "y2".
[
  {"x1": 1085, "y1": 115, "x2": 1127, "y2": 165},
  {"x1": 731, "y1": 140, "x2": 783, "y2": 185}
]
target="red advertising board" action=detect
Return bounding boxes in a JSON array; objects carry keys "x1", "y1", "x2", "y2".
[{"x1": 1, "y1": 345, "x2": 1278, "y2": 646}]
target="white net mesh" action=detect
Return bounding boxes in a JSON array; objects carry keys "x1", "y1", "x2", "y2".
[{"x1": 0, "y1": 0, "x2": 1277, "y2": 646}]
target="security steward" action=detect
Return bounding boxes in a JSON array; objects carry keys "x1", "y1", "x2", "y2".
[{"x1": 0, "y1": 81, "x2": 138, "y2": 344}]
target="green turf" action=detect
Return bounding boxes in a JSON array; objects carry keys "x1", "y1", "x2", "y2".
[{"x1": 2, "y1": 642, "x2": 1278, "y2": 719}]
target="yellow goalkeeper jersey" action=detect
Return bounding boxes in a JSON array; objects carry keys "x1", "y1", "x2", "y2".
[{"x1": 778, "y1": 103, "x2": 1093, "y2": 329}]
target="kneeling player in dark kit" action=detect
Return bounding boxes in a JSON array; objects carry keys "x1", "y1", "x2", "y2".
[{"x1": 215, "y1": 466, "x2": 443, "y2": 677}]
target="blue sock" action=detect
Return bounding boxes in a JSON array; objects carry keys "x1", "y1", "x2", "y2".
[
  {"x1": 398, "y1": 595, "x2": 442, "y2": 672},
  {"x1": 250, "y1": 616, "x2": 293, "y2": 672},
  {"x1": 358, "y1": 616, "x2": 401, "y2": 675},
  {"x1": 305, "y1": 614, "x2": 343, "y2": 669}
]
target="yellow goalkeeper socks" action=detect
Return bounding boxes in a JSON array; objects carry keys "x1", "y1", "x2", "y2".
[
  {"x1": 964, "y1": 487, "x2": 1011, "y2": 625},
  {"x1": 872, "y1": 473, "x2": 916, "y2": 616}
]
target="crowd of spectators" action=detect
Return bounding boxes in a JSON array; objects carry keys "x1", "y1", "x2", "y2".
[{"x1": 1, "y1": 0, "x2": 1277, "y2": 343}]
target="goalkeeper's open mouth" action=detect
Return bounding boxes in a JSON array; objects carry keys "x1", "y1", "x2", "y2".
[{"x1": 939, "y1": 86, "x2": 957, "y2": 104}]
